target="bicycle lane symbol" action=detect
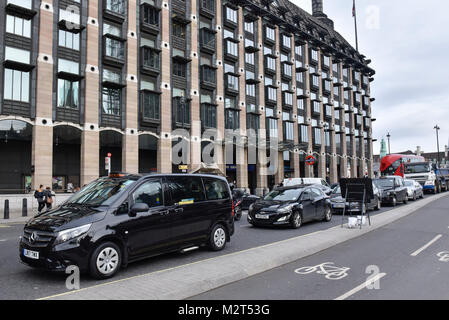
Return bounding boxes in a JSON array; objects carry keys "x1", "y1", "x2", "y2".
[
  {"x1": 437, "y1": 252, "x2": 449, "y2": 262},
  {"x1": 294, "y1": 262, "x2": 351, "y2": 280}
]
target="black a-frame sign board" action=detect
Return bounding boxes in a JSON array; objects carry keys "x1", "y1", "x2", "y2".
[{"x1": 340, "y1": 178, "x2": 374, "y2": 229}]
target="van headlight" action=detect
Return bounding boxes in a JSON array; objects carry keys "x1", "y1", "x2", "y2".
[{"x1": 54, "y1": 224, "x2": 91, "y2": 245}]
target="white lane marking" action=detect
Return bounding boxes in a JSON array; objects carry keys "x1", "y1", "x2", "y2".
[
  {"x1": 0, "y1": 239, "x2": 7, "y2": 242},
  {"x1": 334, "y1": 273, "x2": 387, "y2": 300},
  {"x1": 411, "y1": 234, "x2": 442, "y2": 257}
]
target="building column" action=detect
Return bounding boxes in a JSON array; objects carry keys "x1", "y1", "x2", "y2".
[
  {"x1": 215, "y1": 1, "x2": 225, "y2": 176},
  {"x1": 190, "y1": 0, "x2": 201, "y2": 171},
  {"x1": 80, "y1": 130, "x2": 99, "y2": 185},
  {"x1": 31, "y1": 2, "x2": 54, "y2": 190},
  {"x1": 122, "y1": 0, "x2": 139, "y2": 174},
  {"x1": 158, "y1": 0, "x2": 172, "y2": 173},
  {"x1": 80, "y1": 1, "x2": 100, "y2": 183},
  {"x1": 255, "y1": 17, "x2": 268, "y2": 196},
  {"x1": 236, "y1": 7, "x2": 248, "y2": 191}
]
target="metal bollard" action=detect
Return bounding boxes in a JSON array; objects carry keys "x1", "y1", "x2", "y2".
[
  {"x1": 4, "y1": 200, "x2": 9, "y2": 220},
  {"x1": 22, "y1": 198, "x2": 27, "y2": 217}
]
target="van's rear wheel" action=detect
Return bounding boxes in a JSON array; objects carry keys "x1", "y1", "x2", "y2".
[
  {"x1": 209, "y1": 224, "x2": 227, "y2": 251},
  {"x1": 89, "y1": 242, "x2": 121, "y2": 279}
]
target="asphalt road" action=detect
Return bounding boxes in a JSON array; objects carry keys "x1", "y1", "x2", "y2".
[
  {"x1": 0, "y1": 194, "x2": 434, "y2": 299},
  {"x1": 191, "y1": 194, "x2": 449, "y2": 300}
]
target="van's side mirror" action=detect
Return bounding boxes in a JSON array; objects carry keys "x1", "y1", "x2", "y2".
[{"x1": 129, "y1": 203, "x2": 149, "y2": 217}]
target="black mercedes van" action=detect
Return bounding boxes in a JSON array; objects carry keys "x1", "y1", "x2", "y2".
[{"x1": 19, "y1": 174, "x2": 234, "y2": 279}]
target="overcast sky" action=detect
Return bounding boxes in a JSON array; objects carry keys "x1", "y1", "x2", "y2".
[{"x1": 292, "y1": 0, "x2": 449, "y2": 155}]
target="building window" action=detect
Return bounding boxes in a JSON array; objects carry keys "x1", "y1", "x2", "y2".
[
  {"x1": 225, "y1": 110, "x2": 239, "y2": 129},
  {"x1": 246, "y1": 84, "x2": 255, "y2": 97},
  {"x1": 4, "y1": 46, "x2": 30, "y2": 64},
  {"x1": 311, "y1": 49, "x2": 319, "y2": 62},
  {"x1": 142, "y1": 47, "x2": 160, "y2": 69},
  {"x1": 105, "y1": 0, "x2": 126, "y2": 14},
  {"x1": 6, "y1": 15, "x2": 31, "y2": 38},
  {"x1": 201, "y1": 104, "x2": 217, "y2": 128},
  {"x1": 266, "y1": 86, "x2": 276, "y2": 101},
  {"x1": 282, "y1": 35, "x2": 291, "y2": 49},
  {"x1": 201, "y1": 0, "x2": 215, "y2": 12},
  {"x1": 3, "y1": 68, "x2": 29, "y2": 102},
  {"x1": 226, "y1": 74, "x2": 239, "y2": 91},
  {"x1": 102, "y1": 87, "x2": 121, "y2": 115},
  {"x1": 313, "y1": 127, "x2": 322, "y2": 146},
  {"x1": 265, "y1": 56, "x2": 276, "y2": 72},
  {"x1": 245, "y1": 52, "x2": 255, "y2": 65},
  {"x1": 7, "y1": 0, "x2": 33, "y2": 9},
  {"x1": 226, "y1": 40, "x2": 238, "y2": 57},
  {"x1": 142, "y1": 91, "x2": 160, "y2": 120},
  {"x1": 172, "y1": 22, "x2": 186, "y2": 38},
  {"x1": 225, "y1": 7, "x2": 237, "y2": 24},
  {"x1": 225, "y1": 96, "x2": 237, "y2": 109},
  {"x1": 295, "y1": 45, "x2": 303, "y2": 57},
  {"x1": 58, "y1": 59, "x2": 79, "y2": 74},
  {"x1": 103, "y1": 68, "x2": 121, "y2": 83},
  {"x1": 173, "y1": 62, "x2": 186, "y2": 77},
  {"x1": 266, "y1": 117, "x2": 278, "y2": 138},
  {"x1": 246, "y1": 113, "x2": 259, "y2": 130},
  {"x1": 58, "y1": 29, "x2": 80, "y2": 51},
  {"x1": 284, "y1": 121, "x2": 294, "y2": 141},
  {"x1": 57, "y1": 79, "x2": 79, "y2": 109},
  {"x1": 244, "y1": 21, "x2": 254, "y2": 34},
  {"x1": 105, "y1": 38, "x2": 125, "y2": 60},
  {"x1": 299, "y1": 124, "x2": 308, "y2": 143},
  {"x1": 265, "y1": 26, "x2": 275, "y2": 42},
  {"x1": 297, "y1": 99, "x2": 304, "y2": 111},
  {"x1": 142, "y1": 5, "x2": 160, "y2": 26},
  {"x1": 282, "y1": 63, "x2": 292, "y2": 77}
]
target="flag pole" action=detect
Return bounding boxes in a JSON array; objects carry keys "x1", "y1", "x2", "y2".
[{"x1": 353, "y1": 0, "x2": 359, "y2": 52}]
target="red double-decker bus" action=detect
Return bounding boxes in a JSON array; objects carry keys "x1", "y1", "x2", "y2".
[{"x1": 380, "y1": 154, "x2": 425, "y2": 177}]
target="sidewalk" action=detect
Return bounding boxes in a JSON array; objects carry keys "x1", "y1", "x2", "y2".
[{"x1": 40, "y1": 192, "x2": 449, "y2": 300}]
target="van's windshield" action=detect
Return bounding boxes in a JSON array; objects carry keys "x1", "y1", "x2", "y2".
[{"x1": 65, "y1": 178, "x2": 137, "y2": 206}]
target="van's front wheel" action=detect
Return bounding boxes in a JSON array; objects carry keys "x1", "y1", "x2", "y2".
[
  {"x1": 209, "y1": 224, "x2": 227, "y2": 251},
  {"x1": 89, "y1": 242, "x2": 122, "y2": 279}
]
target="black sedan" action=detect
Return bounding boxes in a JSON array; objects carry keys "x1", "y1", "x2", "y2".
[
  {"x1": 330, "y1": 184, "x2": 381, "y2": 214},
  {"x1": 374, "y1": 176, "x2": 409, "y2": 206},
  {"x1": 247, "y1": 185, "x2": 332, "y2": 228}
]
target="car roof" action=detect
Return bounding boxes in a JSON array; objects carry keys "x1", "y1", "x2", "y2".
[{"x1": 105, "y1": 172, "x2": 229, "y2": 182}]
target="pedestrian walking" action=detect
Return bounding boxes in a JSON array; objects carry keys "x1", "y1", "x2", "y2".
[
  {"x1": 67, "y1": 181, "x2": 74, "y2": 193},
  {"x1": 44, "y1": 187, "x2": 55, "y2": 211},
  {"x1": 34, "y1": 185, "x2": 46, "y2": 213}
]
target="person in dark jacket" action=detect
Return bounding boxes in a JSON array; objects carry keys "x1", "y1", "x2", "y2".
[
  {"x1": 44, "y1": 187, "x2": 55, "y2": 211},
  {"x1": 34, "y1": 185, "x2": 46, "y2": 213}
]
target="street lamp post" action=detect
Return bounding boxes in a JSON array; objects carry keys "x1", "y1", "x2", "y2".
[
  {"x1": 434, "y1": 125, "x2": 440, "y2": 168},
  {"x1": 386, "y1": 132, "x2": 391, "y2": 155}
]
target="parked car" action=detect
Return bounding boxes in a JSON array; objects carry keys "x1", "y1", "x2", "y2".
[
  {"x1": 283, "y1": 178, "x2": 332, "y2": 195},
  {"x1": 20, "y1": 173, "x2": 234, "y2": 279},
  {"x1": 374, "y1": 176, "x2": 408, "y2": 206},
  {"x1": 232, "y1": 188, "x2": 261, "y2": 211},
  {"x1": 404, "y1": 179, "x2": 424, "y2": 200},
  {"x1": 330, "y1": 183, "x2": 381, "y2": 214},
  {"x1": 247, "y1": 185, "x2": 332, "y2": 228}
]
